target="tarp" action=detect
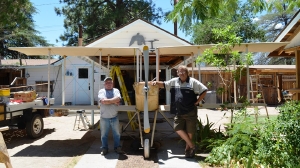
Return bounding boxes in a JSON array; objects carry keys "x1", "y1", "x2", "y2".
[
  {"x1": 8, "y1": 47, "x2": 141, "y2": 56},
  {"x1": 157, "y1": 42, "x2": 290, "y2": 56}
]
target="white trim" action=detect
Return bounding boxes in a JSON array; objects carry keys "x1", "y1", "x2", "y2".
[{"x1": 275, "y1": 12, "x2": 300, "y2": 42}]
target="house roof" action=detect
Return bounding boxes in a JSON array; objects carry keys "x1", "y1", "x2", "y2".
[
  {"x1": 85, "y1": 19, "x2": 193, "y2": 68},
  {"x1": 85, "y1": 18, "x2": 192, "y2": 46},
  {"x1": 268, "y1": 10, "x2": 300, "y2": 57}
]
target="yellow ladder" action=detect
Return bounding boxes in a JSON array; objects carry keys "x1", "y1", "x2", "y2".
[
  {"x1": 110, "y1": 66, "x2": 137, "y2": 130},
  {"x1": 249, "y1": 75, "x2": 269, "y2": 118}
]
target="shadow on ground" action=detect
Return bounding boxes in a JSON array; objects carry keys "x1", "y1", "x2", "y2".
[
  {"x1": 3, "y1": 128, "x2": 55, "y2": 147},
  {"x1": 6, "y1": 130, "x2": 95, "y2": 157}
]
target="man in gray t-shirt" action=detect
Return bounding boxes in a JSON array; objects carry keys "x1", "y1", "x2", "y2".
[
  {"x1": 98, "y1": 77, "x2": 124, "y2": 155},
  {"x1": 152, "y1": 65, "x2": 207, "y2": 158}
]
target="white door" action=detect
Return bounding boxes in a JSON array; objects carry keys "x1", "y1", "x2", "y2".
[{"x1": 75, "y1": 67, "x2": 91, "y2": 105}]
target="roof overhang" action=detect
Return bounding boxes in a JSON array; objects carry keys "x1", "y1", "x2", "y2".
[
  {"x1": 268, "y1": 11, "x2": 300, "y2": 57},
  {"x1": 9, "y1": 42, "x2": 289, "y2": 68},
  {"x1": 8, "y1": 47, "x2": 141, "y2": 56},
  {"x1": 158, "y1": 42, "x2": 290, "y2": 56}
]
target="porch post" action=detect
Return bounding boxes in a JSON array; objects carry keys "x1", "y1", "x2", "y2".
[
  {"x1": 197, "y1": 47, "x2": 201, "y2": 83},
  {"x1": 191, "y1": 53, "x2": 194, "y2": 78},
  {"x1": 246, "y1": 45, "x2": 250, "y2": 100},
  {"x1": 234, "y1": 60, "x2": 237, "y2": 103},
  {"x1": 98, "y1": 49, "x2": 102, "y2": 104},
  {"x1": 296, "y1": 50, "x2": 300, "y2": 100},
  {"x1": 91, "y1": 61, "x2": 94, "y2": 126},
  {"x1": 62, "y1": 55, "x2": 66, "y2": 105},
  {"x1": 156, "y1": 48, "x2": 160, "y2": 81},
  {"x1": 47, "y1": 49, "x2": 51, "y2": 106}
]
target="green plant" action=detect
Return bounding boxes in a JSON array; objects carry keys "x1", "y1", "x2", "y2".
[
  {"x1": 255, "y1": 101, "x2": 300, "y2": 167},
  {"x1": 195, "y1": 114, "x2": 226, "y2": 153},
  {"x1": 205, "y1": 101, "x2": 300, "y2": 167},
  {"x1": 196, "y1": 25, "x2": 253, "y2": 124},
  {"x1": 205, "y1": 117, "x2": 260, "y2": 167}
]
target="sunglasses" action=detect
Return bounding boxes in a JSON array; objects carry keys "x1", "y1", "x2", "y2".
[{"x1": 177, "y1": 71, "x2": 186, "y2": 74}]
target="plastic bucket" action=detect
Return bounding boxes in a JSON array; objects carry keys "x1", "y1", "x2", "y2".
[
  {"x1": 0, "y1": 89, "x2": 10, "y2": 97},
  {"x1": 134, "y1": 82, "x2": 159, "y2": 111}
]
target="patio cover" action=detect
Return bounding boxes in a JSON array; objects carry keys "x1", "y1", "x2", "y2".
[
  {"x1": 8, "y1": 47, "x2": 141, "y2": 56},
  {"x1": 157, "y1": 42, "x2": 290, "y2": 55}
]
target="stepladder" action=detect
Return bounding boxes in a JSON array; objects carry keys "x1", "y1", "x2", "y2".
[
  {"x1": 249, "y1": 75, "x2": 269, "y2": 118},
  {"x1": 73, "y1": 110, "x2": 90, "y2": 130},
  {"x1": 110, "y1": 66, "x2": 137, "y2": 131}
]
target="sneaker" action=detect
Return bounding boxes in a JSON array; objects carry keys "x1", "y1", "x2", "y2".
[
  {"x1": 101, "y1": 149, "x2": 108, "y2": 155},
  {"x1": 189, "y1": 148, "x2": 195, "y2": 158},
  {"x1": 115, "y1": 147, "x2": 125, "y2": 154},
  {"x1": 185, "y1": 149, "x2": 190, "y2": 158}
]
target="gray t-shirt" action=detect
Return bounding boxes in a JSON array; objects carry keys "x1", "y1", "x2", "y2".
[{"x1": 98, "y1": 88, "x2": 121, "y2": 118}]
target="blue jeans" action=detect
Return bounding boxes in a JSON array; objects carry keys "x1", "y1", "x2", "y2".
[{"x1": 100, "y1": 116, "x2": 121, "y2": 150}]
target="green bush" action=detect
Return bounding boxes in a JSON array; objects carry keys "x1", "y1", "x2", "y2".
[
  {"x1": 195, "y1": 114, "x2": 226, "y2": 153},
  {"x1": 255, "y1": 101, "x2": 300, "y2": 167},
  {"x1": 205, "y1": 117, "x2": 259, "y2": 166},
  {"x1": 205, "y1": 101, "x2": 300, "y2": 167}
]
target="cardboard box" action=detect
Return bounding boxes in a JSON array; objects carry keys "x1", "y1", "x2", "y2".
[{"x1": 14, "y1": 90, "x2": 37, "y2": 102}]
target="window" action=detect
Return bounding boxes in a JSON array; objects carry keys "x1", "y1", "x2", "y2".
[
  {"x1": 36, "y1": 81, "x2": 54, "y2": 92},
  {"x1": 101, "y1": 75, "x2": 106, "y2": 81},
  {"x1": 78, "y1": 68, "x2": 88, "y2": 79}
]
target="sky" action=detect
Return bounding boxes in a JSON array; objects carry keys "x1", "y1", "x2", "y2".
[{"x1": 30, "y1": 0, "x2": 190, "y2": 46}]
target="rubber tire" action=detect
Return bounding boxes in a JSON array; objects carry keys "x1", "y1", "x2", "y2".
[
  {"x1": 144, "y1": 139, "x2": 150, "y2": 159},
  {"x1": 26, "y1": 114, "x2": 44, "y2": 139}
]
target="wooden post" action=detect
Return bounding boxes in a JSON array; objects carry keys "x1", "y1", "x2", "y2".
[
  {"x1": 296, "y1": 50, "x2": 300, "y2": 100},
  {"x1": 277, "y1": 74, "x2": 283, "y2": 103}
]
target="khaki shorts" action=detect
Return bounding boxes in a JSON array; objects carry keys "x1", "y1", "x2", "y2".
[{"x1": 174, "y1": 107, "x2": 197, "y2": 134}]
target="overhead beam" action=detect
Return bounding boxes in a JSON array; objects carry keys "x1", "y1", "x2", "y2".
[{"x1": 286, "y1": 24, "x2": 300, "y2": 41}]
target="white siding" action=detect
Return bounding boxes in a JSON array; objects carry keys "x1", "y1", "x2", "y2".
[{"x1": 26, "y1": 65, "x2": 62, "y2": 105}]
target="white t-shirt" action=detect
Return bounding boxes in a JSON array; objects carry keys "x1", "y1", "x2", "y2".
[{"x1": 98, "y1": 88, "x2": 121, "y2": 118}]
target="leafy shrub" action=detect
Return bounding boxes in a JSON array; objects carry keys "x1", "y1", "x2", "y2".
[
  {"x1": 195, "y1": 114, "x2": 226, "y2": 153},
  {"x1": 205, "y1": 117, "x2": 259, "y2": 166},
  {"x1": 205, "y1": 101, "x2": 300, "y2": 167},
  {"x1": 255, "y1": 101, "x2": 300, "y2": 167}
]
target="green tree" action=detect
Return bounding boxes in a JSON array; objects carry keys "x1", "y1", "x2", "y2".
[
  {"x1": 0, "y1": 0, "x2": 50, "y2": 60},
  {"x1": 197, "y1": 26, "x2": 253, "y2": 123},
  {"x1": 166, "y1": 0, "x2": 299, "y2": 34},
  {"x1": 55, "y1": 0, "x2": 164, "y2": 46},
  {"x1": 192, "y1": 2, "x2": 266, "y2": 44},
  {"x1": 166, "y1": 0, "x2": 265, "y2": 33},
  {"x1": 254, "y1": 6, "x2": 297, "y2": 65}
]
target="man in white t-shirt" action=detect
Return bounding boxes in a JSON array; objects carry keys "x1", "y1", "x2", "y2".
[{"x1": 98, "y1": 77, "x2": 124, "y2": 155}]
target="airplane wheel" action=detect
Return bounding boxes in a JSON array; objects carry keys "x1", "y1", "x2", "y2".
[{"x1": 144, "y1": 139, "x2": 150, "y2": 158}]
